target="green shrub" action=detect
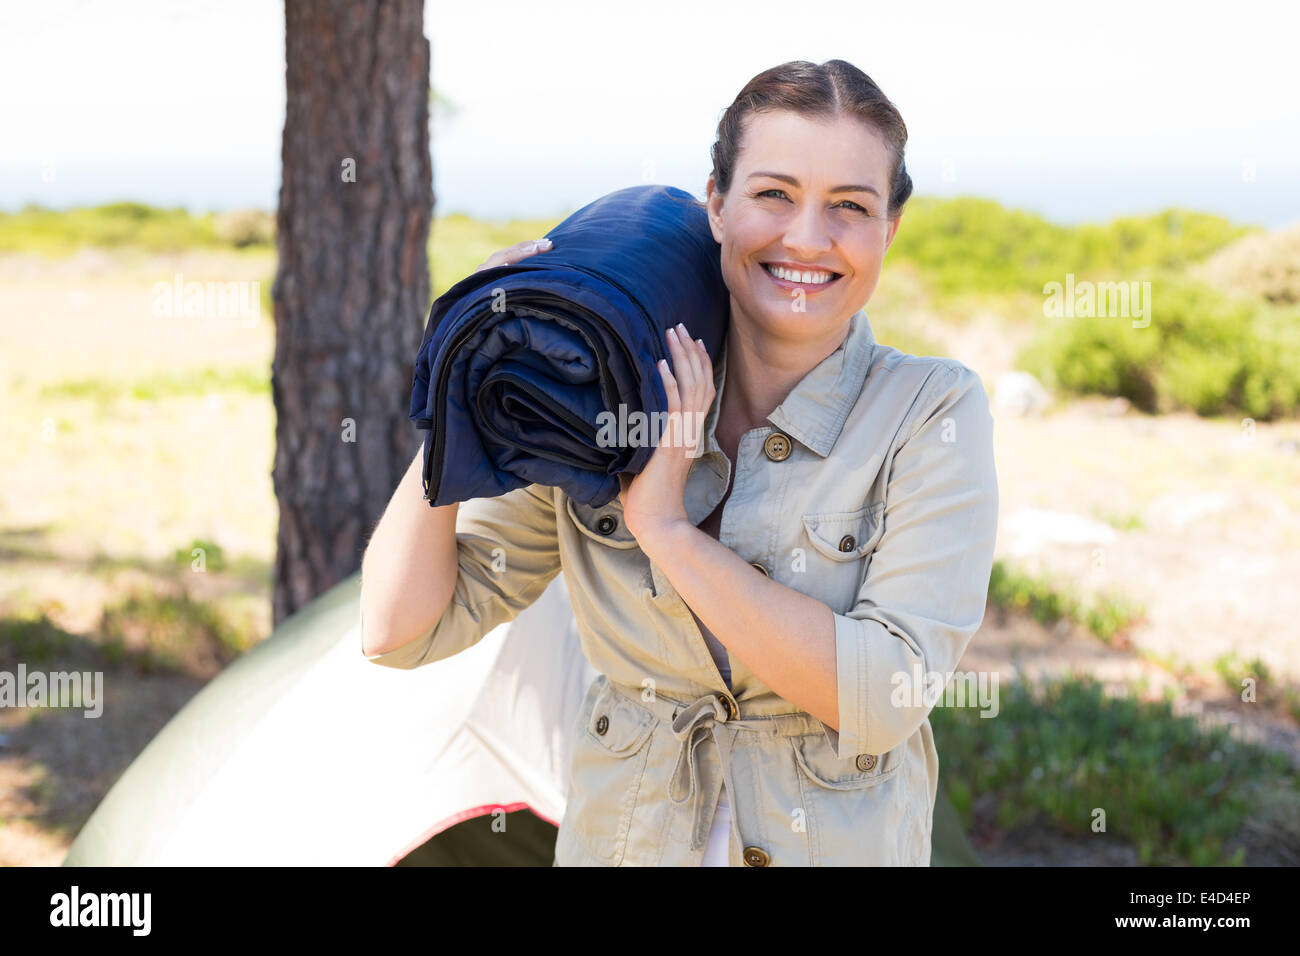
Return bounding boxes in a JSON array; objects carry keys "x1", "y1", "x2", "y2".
[
  {"x1": 0, "y1": 202, "x2": 251, "y2": 254},
  {"x1": 1017, "y1": 275, "x2": 1300, "y2": 419},
  {"x1": 931, "y1": 673, "x2": 1296, "y2": 865},
  {"x1": 888, "y1": 198, "x2": 1250, "y2": 298},
  {"x1": 987, "y1": 559, "x2": 1143, "y2": 643}
]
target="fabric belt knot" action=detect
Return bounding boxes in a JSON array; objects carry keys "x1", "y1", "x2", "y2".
[{"x1": 667, "y1": 693, "x2": 736, "y2": 851}]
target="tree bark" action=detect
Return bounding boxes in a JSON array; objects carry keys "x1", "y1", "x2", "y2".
[{"x1": 272, "y1": 0, "x2": 432, "y2": 626}]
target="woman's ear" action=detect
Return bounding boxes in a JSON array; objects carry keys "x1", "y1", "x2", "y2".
[
  {"x1": 883, "y1": 211, "x2": 903, "y2": 255},
  {"x1": 704, "y1": 176, "x2": 725, "y2": 243}
]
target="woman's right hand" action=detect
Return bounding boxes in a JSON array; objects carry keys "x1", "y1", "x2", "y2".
[{"x1": 472, "y1": 237, "x2": 552, "y2": 273}]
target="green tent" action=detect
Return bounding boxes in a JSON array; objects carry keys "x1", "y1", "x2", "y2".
[{"x1": 63, "y1": 572, "x2": 976, "y2": 866}]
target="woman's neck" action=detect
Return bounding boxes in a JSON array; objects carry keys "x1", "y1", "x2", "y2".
[{"x1": 720, "y1": 314, "x2": 851, "y2": 431}]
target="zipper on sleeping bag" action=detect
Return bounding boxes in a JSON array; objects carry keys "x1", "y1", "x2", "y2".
[{"x1": 424, "y1": 293, "x2": 650, "y2": 505}]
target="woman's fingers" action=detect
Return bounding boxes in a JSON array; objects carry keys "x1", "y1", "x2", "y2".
[
  {"x1": 666, "y1": 325, "x2": 710, "y2": 419},
  {"x1": 663, "y1": 326, "x2": 715, "y2": 455},
  {"x1": 473, "y1": 237, "x2": 552, "y2": 273},
  {"x1": 674, "y1": 324, "x2": 704, "y2": 399},
  {"x1": 666, "y1": 328, "x2": 698, "y2": 422}
]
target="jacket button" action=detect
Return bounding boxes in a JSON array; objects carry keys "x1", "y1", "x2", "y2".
[
  {"x1": 595, "y1": 715, "x2": 609, "y2": 735},
  {"x1": 838, "y1": 534, "x2": 857, "y2": 552},
  {"x1": 763, "y1": 432, "x2": 792, "y2": 462},
  {"x1": 596, "y1": 515, "x2": 618, "y2": 535},
  {"x1": 749, "y1": 561, "x2": 769, "y2": 577},
  {"x1": 742, "y1": 845, "x2": 771, "y2": 867},
  {"x1": 855, "y1": 753, "x2": 877, "y2": 772},
  {"x1": 717, "y1": 695, "x2": 738, "y2": 720}
]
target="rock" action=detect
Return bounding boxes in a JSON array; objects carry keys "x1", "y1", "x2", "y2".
[
  {"x1": 994, "y1": 371, "x2": 1051, "y2": 417},
  {"x1": 1002, "y1": 508, "x2": 1118, "y2": 556}
]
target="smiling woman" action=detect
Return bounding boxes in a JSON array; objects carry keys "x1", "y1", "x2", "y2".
[{"x1": 363, "y1": 59, "x2": 998, "y2": 868}]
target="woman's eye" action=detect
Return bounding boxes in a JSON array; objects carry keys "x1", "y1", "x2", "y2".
[{"x1": 756, "y1": 190, "x2": 870, "y2": 215}]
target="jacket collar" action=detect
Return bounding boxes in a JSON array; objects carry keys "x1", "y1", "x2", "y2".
[{"x1": 701, "y1": 307, "x2": 876, "y2": 461}]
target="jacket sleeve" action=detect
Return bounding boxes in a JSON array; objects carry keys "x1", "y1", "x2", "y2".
[
  {"x1": 362, "y1": 481, "x2": 563, "y2": 669},
  {"x1": 820, "y1": 363, "x2": 999, "y2": 758}
]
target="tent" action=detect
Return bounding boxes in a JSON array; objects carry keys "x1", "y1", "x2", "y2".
[{"x1": 63, "y1": 572, "x2": 977, "y2": 866}]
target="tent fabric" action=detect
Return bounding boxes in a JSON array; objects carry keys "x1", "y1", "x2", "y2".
[
  {"x1": 62, "y1": 569, "x2": 978, "y2": 866},
  {"x1": 63, "y1": 572, "x2": 597, "y2": 866},
  {"x1": 409, "y1": 183, "x2": 730, "y2": 509}
]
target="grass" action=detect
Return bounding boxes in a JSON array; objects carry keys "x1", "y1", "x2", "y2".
[
  {"x1": 888, "y1": 198, "x2": 1253, "y2": 298},
  {"x1": 987, "y1": 559, "x2": 1145, "y2": 644},
  {"x1": 0, "y1": 604, "x2": 85, "y2": 666},
  {"x1": 38, "y1": 365, "x2": 271, "y2": 403},
  {"x1": 931, "y1": 672, "x2": 1299, "y2": 865},
  {"x1": 1092, "y1": 507, "x2": 1144, "y2": 531},
  {"x1": 0, "y1": 202, "x2": 273, "y2": 255},
  {"x1": 98, "y1": 587, "x2": 257, "y2": 675}
]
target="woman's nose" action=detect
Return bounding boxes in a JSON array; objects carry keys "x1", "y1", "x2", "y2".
[{"x1": 781, "y1": 203, "x2": 833, "y2": 258}]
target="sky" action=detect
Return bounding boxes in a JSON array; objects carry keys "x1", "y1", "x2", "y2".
[{"x1": 2, "y1": 0, "x2": 1298, "y2": 226}]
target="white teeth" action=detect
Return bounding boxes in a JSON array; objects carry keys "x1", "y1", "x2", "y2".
[{"x1": 765, "y1": 264, "x2": 835, "y2": 284}]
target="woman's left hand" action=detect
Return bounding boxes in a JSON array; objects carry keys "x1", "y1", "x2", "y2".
[{"x1": 617, "y1": 323, "x2": 715, "y2": 543}]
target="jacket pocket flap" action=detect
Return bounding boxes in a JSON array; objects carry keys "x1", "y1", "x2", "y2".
[
  {"x1": 566, "y1": 496, "x2": 640, "y2": 549},
  {"x1": 801, "y1": 502, "x2": 885, "y2": 562},
  {"x1": 792, "y1": 733, "x2": 900, "y2": 790},
  {"x1": 586, "y1": 683, "x2": 657, "y2": 755}
]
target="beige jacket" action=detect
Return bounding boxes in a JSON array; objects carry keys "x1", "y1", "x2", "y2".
[{"x1": 365, "y1": 308, "x2": 999, "y2": 866}]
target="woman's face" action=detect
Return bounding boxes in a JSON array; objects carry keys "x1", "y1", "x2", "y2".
[{"x1": 706, "y1": 109, "x2": 902, "y2": 347}]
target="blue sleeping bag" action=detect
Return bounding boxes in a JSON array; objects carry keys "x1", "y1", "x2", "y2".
[{"x1": 410, "y1": 184, "x2": 730, "y2": 508}]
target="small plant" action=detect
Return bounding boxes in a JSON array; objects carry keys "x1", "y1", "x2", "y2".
[
  {"x1": 173, "y1": 538, "x2": 226, "y2": 573},
  {"x1": 987, "y1": 559, "x2": 1144, "y2": 643},
  {"x1": 98, "y1": 588, "x2": 252, "y2": 677},
  {"x1": 931, "y1": 673, "x2": 1297, "y2": 865}
]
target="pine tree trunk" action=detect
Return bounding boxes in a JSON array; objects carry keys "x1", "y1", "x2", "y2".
[{"x1": 272, "y1": 0, "x2": 432, "y2": 626}]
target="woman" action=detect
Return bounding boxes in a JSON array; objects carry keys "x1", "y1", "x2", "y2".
[{"x1": 360, "y1": 59, "x2": 999, "y2": 866}]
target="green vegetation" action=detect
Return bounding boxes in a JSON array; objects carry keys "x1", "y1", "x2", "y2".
[
  {"x1": 172, "y1": 538, "x2": 228, "y2": 573},
  {"x1": 931, "y1": 673, "x2": 1299, "y2": 865},
  {"x1": 6, "y1": 197, "x2": 1296, "y2": 419},
  {"x1": 888, "y1": 197, "x2": 1252, "y2": 297},
  {"x1": 1212, "y1": 649, "x2": 1270, "y2": 690},
  {"x1": 1093, "y1": 508, "x2": 1144, "y2": 531},
  {"x1": 429, "y1": 211, "x2": 562, "y2": 301},
  {"x1": 1016, "y1": 275, "x2": 1300, "y2": 420},
  {"x1": 0, "y1": 604, "x2": 81, "y2": 665},
  {"x1": 40, "y1": 365, "x2": 271, "y2": 403},
  {"x1": 987, "y1": 559, "x2": 1144, "y2": 644},
  {"x1": 0, "y1": 202, "x2": 272, "y2": 254},
  {"x1": 99, "y1": 588, "x2": 256, "y2": 674}
]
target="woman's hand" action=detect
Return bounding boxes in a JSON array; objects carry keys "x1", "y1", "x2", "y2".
[
  {"x1": 618, "y1": 323, "x2": 715, "y2": 543},
  {"x1": 472, "y1": 237, "x2": 552, "y2": 273}
]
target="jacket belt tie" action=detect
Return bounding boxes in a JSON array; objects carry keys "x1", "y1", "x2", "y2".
[{"x1": 667, "y1": 693, "x2": 739, "y2": 851}]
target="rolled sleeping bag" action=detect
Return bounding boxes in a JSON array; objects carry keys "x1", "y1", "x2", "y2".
[{"x1": 409, "y1": 184, "x2": 730, "y2": 508}]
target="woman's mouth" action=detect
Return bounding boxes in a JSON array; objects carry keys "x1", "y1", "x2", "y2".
[{"x1": 760, "y1": 262, "x2": 843, "y2": 293}]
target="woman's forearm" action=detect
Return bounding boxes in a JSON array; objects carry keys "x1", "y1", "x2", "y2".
[
  {"x1": 637, "y1": 520, "x2": 839, "y2": 729},
  {"x1": 359, "y1": 447, "x2": 461, "y2": 656}
]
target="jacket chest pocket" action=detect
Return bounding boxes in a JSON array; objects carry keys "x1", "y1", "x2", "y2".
[
  {"x1": 564, "y1": 680, "x2": 659, "y2": 865},
  {"x1": 795, "y1": 502, "x2": 886, "y2": 613},
  {"x1": 565, "y1": 497, "x2": 640, "y2": 549}
]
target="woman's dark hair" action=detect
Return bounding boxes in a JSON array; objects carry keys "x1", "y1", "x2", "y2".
[{"x1": 707, "y1": 59, "x2": 913, "y2": 219}]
